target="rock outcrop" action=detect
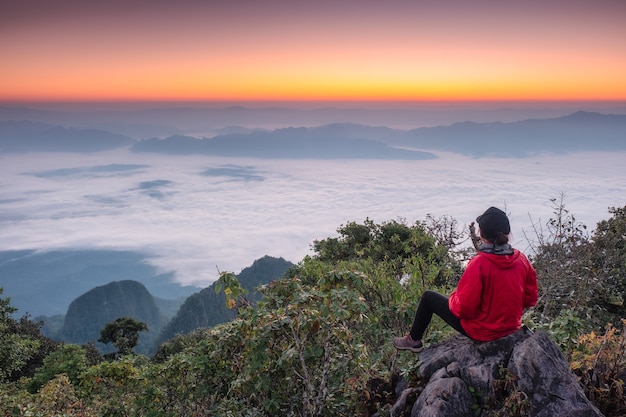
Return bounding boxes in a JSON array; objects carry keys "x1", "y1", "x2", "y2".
[{"x1": 378, "y1": 329, "x2": 603, "y2": 417}]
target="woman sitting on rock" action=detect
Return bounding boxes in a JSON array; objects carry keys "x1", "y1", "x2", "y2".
[{"x1": 393, "y1": 206, "x2": 538, "y2": 352}]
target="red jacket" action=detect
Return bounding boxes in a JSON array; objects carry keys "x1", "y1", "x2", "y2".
[{"x1": 448, "y1": 249, "x2": 538, "y2": 341}]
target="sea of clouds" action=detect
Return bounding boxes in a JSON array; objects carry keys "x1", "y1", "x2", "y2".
[{"x1": 1, "y1": 149, "x2": 625, "y2": 287}]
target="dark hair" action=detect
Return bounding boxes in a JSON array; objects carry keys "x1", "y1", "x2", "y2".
[
  {"x1": 493, "y1": 232, "x2": 509, "y2": 246},
  {"x1": 479, "y1": 229, "x2": 510, "y2": 245}
]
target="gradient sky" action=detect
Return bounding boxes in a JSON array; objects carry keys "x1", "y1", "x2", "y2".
[{"x1": 2, "y1": 0, "x2": 626, "y2": 102}]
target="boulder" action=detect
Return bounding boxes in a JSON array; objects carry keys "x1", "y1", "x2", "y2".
[
  {"x1": 379, "y1": 330, "x2": 604, "y2": 417},
  {"x1": 508, "y1": 331, "x2": 603, "y2": 417}
]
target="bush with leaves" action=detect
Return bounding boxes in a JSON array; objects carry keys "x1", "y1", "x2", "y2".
[
  {"x1": 525, "y1": 197, "x2": 626, "y2": 356},
  {"x1": 214, "y1": 270, "x2": 251, "y2": 311},
  {"x1": 4, "y1": 313, "x2": 60, "y2": 382},
  {"x1": 307, "y1": 218, "x2": 464, "y2": 344},
  {"x1": 312, "y1": 218, "x2": 464, "y2": 282},
  {"x1": 27, "y1": 343, "x2": 89, "y2": 393},
  {"x1": 525, "y1": 195, "x2": 595, "y2": 321},
  {"x1": 35, "y1": 373, "x2": 85, "y2": 416},
  {"x1": 80, "y1": 354, "x2": 149, "y2": 416},
  {"x1": 570, "y1": 319, "x2": 626, "y2": 417},
  {"x1": 130, "y1": 271, "x2": 371, "y2": 416},
  {"x1": 0, "y1": 379, "x2": 35, "y2": 417},
  {"x1": 211, "y1": 270, "x2": 375, "y2": 416},
  {"x1": 0, "y1": 288, "x2": 40, "y2": 382},
  {"x1": 591, "y1": 205, "x2": 626, "y2": 314}
]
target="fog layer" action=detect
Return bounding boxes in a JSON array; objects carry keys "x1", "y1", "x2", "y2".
[{"x1": 1, "y1": 150, "x2": 624, "y2": 287}]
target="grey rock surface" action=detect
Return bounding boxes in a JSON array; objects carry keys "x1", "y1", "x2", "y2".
[{"x1": 385, "y1": 330, "x2": 603, "y2": 417}]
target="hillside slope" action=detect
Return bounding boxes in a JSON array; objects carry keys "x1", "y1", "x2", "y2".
[{"x1": 155, "y1": 256, "x2": 293, "y2": 346}]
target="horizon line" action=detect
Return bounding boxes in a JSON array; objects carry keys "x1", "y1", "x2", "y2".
[{"x1": 2, "y1": 98, "x2": 626, "y2": 110}]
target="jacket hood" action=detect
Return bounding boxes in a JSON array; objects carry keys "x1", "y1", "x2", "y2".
[{"x1": 478, "y1": 248, "x2": 521, "y2": 269}]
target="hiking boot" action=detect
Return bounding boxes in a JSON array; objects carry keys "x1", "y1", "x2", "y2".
[{"x1": 393, "y1": 334, "x2": 423, "y2": 352}]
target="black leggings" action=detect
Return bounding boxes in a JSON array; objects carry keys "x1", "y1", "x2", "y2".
[{"x1": 409, "y1": 290, "x2": 468, "y2": 340}]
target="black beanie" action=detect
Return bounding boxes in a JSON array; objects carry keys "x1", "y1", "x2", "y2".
[{"x1": 476, "y1": 207, "x2": 511, "y2": 241}]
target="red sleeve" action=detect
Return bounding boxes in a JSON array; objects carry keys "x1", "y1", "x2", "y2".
[
  {"x1": 449, "y1": 256, "x2": 483, "y2": 319},
  {"x1": 522, "y1": 256, "x2": 539, "y2": 308}
]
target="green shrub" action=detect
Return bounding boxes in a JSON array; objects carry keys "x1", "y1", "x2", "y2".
[
  {"x1": 570, "y1": 319, "x2": 626, "y2": 417},
  {"x1": 27, "y1": 344, "x2": 88, "y2": 393}
]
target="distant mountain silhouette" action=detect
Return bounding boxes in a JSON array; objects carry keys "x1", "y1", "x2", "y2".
[
  {"x1": 59, "y1": 280, "x2": 168, "y2": 355},
  {"x1": 4, "y1": 103, "x2": 614, "y2": 139},
  {"x1": 128, "y1": 112, "x2": 626, "y2": 158},
  {"x1": 131, "y1": 125, "x2": 436, "y2": 159},
  {"x1": 155, "y1": 256, "x2": 293, "y2": 348},
  {"x1": 2, "y1": 111, "x2": 624, "y2": 157},
  {"x1": 0, "y1": 120, "x2": 135, "y2": 152},
  {"x1": 395, "y1": 111, "x2": 626, "y2": 157}
]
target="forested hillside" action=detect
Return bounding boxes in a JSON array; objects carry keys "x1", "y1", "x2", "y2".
[
  {"x1": 155, "y1": 255, "x2": 293, "y2": 347},
  {"x1": 38, "y1": 256, "x2": 293, "y2": 355},
  {"x1": 1, "y1": 201, "x2": 625, "y2": 416}
]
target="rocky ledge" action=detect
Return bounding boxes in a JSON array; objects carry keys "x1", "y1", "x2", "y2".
[{"x1": 368, "y1": 329, "x2": 603, "y2": 417}]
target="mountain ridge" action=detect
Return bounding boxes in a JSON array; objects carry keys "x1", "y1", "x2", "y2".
[
  {"x1": 7, "y1": 103, "x2": 613, "y2": 137},
  {"x1": 1, "y1": 111, "x2": 625, "y2": 158},
  {"x1": 0, "y1": 120, "x2": 135, "y2": 152},
  {"x1": 130, "y1": 128, "x2": 436, "y2": 159},
  {"x1": 395, "y1": 111, "x2": 626, "y2": 157}
]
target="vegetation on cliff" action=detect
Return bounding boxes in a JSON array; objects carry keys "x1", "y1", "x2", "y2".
[
  {"x1": 155, "y1": 256, "x2": 293, "y2": 347},
  {"x1": 1, "y1": 199, "x2": 625, "y2": 416}
]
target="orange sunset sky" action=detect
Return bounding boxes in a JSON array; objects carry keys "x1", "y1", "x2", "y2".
[{"x1": 1, "y1": 0, "x2": 626, "y2": 103}]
